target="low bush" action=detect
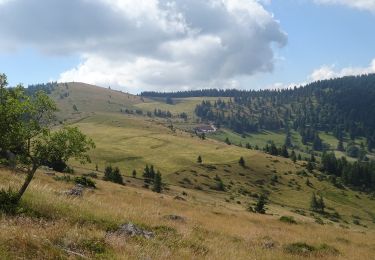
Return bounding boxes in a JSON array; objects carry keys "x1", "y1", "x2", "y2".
[
  {"x1": 0, "y1": 188, "x2": 19, "y2": 214},
  {"x1": 279, "y1": 216, "x2": 297, "y2": 224},
  {"x1": 74, "y1": 176, "x2": 96, "y2": 188}
]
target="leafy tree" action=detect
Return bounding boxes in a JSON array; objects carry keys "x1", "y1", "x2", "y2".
[
  {"x1": 0, "y1": 74, "x2": 95, "y2": 203},
  {"x1": 239, "y1": 157, "x2": 245, "y2": 167},
  {"x1": 197, "y1": 155, "x2": 202, "y2": 164},
  {"x1": 153, "y1": 171, "x2": 162, "y2": 193}
]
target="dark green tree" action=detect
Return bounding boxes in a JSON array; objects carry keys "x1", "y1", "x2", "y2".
[
  {"x1": 197, "y1": 155, "x2": 202, "y2": 164},
  {"x1": 153, "y1": 171, "x2": 162, "y2": 193},
  {"x1": 254, "y1": 194, "x2": 267, "y2": 214},
  {"x1": 239, "y1": 157, "x2": 245, "y2": 167}
]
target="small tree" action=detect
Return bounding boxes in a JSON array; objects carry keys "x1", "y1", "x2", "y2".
[
  {"x1": 132, "y1": 169, "x2": 137, "y2": 178},
  {"x1": 239, "y1": 157, "x2": 245, "y2": 167},
  {"x1": 290, "y1": 151, "x2": 297, "y2": 163},
  {"x1": 197, "y1": 155, "x2": 202, "y2": 164},
  {"x1": 310, "y1": 193, "x2": 319, "y2": 212},
  {"x1": 225, "y1": 137, "x2": 231, "y2": 145},
  {"x1": 0, "y1": 75, "x2": 95, "y2": 204},
  {"x1": 306, "y1": 161, "x2": 314, "y2": 172},
  {"x1": 318, "y1": 195, "x2": 325, "y2": 213},
  {"x1": 153, "y1": 171, "x2": 162, "y2": 193},
  {"x1": 281, "y1": 145, "x2": 289, "y2": 158},
  {"x1": 255, "y1": 194, "x2": 267, "y2": 214}
]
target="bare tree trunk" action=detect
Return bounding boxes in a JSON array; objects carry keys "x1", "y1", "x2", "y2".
[{"x1": 17, "y1": 163, "x2": 38, "y2": 202}]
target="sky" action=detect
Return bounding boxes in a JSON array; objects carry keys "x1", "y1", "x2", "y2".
[{"x1": 0, "y1": 0, "x2": 374, "y2": 93}]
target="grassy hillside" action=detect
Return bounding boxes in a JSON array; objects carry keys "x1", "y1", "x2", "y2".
[
  {"x1": 2, "y1": 82, "x2": 372, "y2": 258},
  {"x1": 1, "y1": 167, "x2": 375, "y2": 259},
  {"x1": 49, "y1": 82, "x2": 146, "y2": 121}
]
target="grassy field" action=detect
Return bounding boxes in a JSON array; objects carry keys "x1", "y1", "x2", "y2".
[
  {"x1": 65, "y1": 112, "x2": 375, "y2": 227},
  {"x1": 1, "y1": 167, "x2": 375, "y2": 259}
]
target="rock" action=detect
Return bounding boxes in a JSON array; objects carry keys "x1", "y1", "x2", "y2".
[
  {"x1": 173, "y1": 195, "x2": 186, "y2": 201},
  {"x1": 65, "y1": 184, "x2": 84, "y2": 196},
  {"x1": 163, "y1": 214, "x2": 186, "y2": 222},
  {"x1": 108, "y1": 223, "x2": 154, "y2": 239}
]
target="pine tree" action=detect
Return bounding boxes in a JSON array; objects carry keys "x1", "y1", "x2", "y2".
[
  {"x1": 239, "y1": 157, "x2": 245, "y2": 167},
  {"x1": 284, "y1": 131, "x2": 292, "y2": 147},
  {"x1": 95, "y1": 164, "x2": 98, "y2": 171},
  {"x1": 298, "y1": 154, "x2": 302, "y2": 161},
  {"x1": 197, "y1": 155, "x2": 202, "y2": 164},
  {"x1": 306, "y1": 161, "x2": 314, "y2": 172},
  {"x1": 255, "y1": 194, "x2": 267, "y2": 214},
  {"x1": 225, "y1": 137, "x2": 231, "y2": 145},
  {"x1": 281, "y1": 145, "x2": 289, "y2": 158},
  {"x1": 132, "y1": 169, "x2": 137, "y2": 178},
  {"x1": 291, "y1": 151, "x2": 297, "y2": 163},
  {"x1": 153, "y1": 171, "x2": 162, "y2": 193},
  {"x1": 337, "y1": 138, "x2": 344, "y2": 151},
  {"x1": 318, "y1": 195, "x2": 325, "y2": 213},
  {"x1": 310, "y1": 193, "x2": 319, "y2": 212},
  {"x1": 143, "y1": 165, "x2": 151, "y2": 184}
]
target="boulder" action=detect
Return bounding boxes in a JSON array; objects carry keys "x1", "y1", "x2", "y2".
[{"x1": 108, "y1": 223, "x2": 154, "y2": 239}]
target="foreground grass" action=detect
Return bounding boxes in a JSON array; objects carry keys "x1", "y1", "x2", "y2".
[{"x1": 1, "y1": 168, "x2": 375, "y2": 259}]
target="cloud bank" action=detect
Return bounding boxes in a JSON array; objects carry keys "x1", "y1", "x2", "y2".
[
  {"x1": 0, "y1": 0, "x2": 287, "y2": 92},
  {"x1": 314, "y1": 0, "x2": 375, "y2": 13},
  {"x1": 310, "y1": 59, "x2": 375, "y2": 81}
]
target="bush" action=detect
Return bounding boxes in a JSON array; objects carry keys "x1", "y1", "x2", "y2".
[
  {"x1": 74, "y1": 176, "x2": 96, "y2": 188},
  {"x1": 0, "y1": 188, "x2": 19, "y2": 214},
  {"x1": 285, "y1": 242, "x2": 315, "y2": 255},
  {"x1": 279, "y1": 216, "x2": 297, "y2": 224}
]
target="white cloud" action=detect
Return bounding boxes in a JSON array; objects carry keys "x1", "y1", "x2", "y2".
[
  {"x1": 314, "y1": 0, "x2": 375, "y2": 13},
  {"x1": 0, "y1": 0, "x2": 287, "y2": 91},
  {"x1": 309, "y1": 59, "x2": 375, "y2": 81}
]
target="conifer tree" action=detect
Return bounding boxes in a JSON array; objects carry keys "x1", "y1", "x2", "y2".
[
  {"x1": 153, "y1": 171, "x2": 162, "y2": 193},
  {"x1": 197, "y1": 155, "x2": 202, "y2": 164},
  {"x1": 239, "y1": 157, "x2": 245, "y2": 167},
  {"x1": 255, "y1": 194, "x2": 267, "y2": 214},
  {"x1": 291, "y1": 151, "x2": 297, "y2": 163},
  {"x1": 132, "y1": 169, "x2": 137, "y2": 178},
  {"x1": 310, "y1": 193, "x2": 319, "y2": 212}
]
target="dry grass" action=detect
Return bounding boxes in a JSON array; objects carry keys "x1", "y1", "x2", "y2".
[{"x1": 1, "y1": 168, "x2": 375, "y2": 259}]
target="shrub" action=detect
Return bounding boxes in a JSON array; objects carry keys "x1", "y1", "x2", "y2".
[
  {"x1": 0, "y1": 188, "x2": 19, "y2": 214},
  {"x1": 83, "y1": 172, "x2": 98, "y2": 179},
  {"x1": 74, "y1": 176, "x2": 96, "y2": 188},
  {"x1": 279, "y1": 216, "x2": 297, "y2": 224},
  {"x1": 285, "y1": 242, "x2": 316, "y2": 255}
]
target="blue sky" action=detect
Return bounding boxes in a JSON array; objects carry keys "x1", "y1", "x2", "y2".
[{"x1": 0, "y1": 0, "x2": 374, "y2": 93}]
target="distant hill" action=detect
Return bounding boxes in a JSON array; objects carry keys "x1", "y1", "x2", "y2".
[
  {"x1": 28, "y1": 82, "x2": 146, "y2": 121},
  {"x1": 142, "y1": 74, "x2": 375, "y2": 152}
]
